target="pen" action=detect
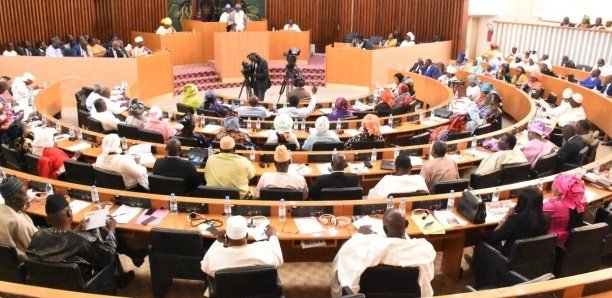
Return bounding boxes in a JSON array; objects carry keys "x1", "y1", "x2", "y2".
[{"x1": 112, "y1": 213, "x2": 127, "y2": 218}]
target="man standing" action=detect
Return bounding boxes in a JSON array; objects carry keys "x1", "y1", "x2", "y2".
[
  {"x1": 153, "y1": 138, "x2": 201, "y2": 193},
  {"x1": 254, "y1": 145, "x2": 308, "y2": 200},
  {"x1": 309, "y1": 154, "x2": 360, "y2": 200},
  {"x1": 0, "y1": 177, "x2": 38, "y2": 260},
  {"x1": 11, "y1": 72, "x2": 39, "y2": 107},
  {"x1": 248, "y1": 53, "x2": 271, "y2": 101},
  {"x1": 228, "y1": 4, "x2": 248, "y2": 32},
  {"x1": 367, "y1": 154, "x2": 429, "y2": 199},
  {"x1": 331, "y1": 208, "x2": 436, "y2": 297},
  {"x1": 283, "y1": 19, "x2": 301, "y2": 32},
  {"x1": 204, "y1": 136, "x2": 255, "y2": 199},
  {"x1": 420, "y1": 141, "x2": 460, "y2": 191}
]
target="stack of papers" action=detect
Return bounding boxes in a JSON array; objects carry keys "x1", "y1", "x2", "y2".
[
  {"x1": 411, "y1": 214, "x2": 445, "y2": 235},
  {"x1": 69, "y1": 199, "x2": 91, "y2": 215},
  {"x1": 136, "y1": 209, "x2": 169, "y2": 226},
  {"x1": 315, "y1": 163, "x2": 332, "y2": 175},
  {"x1": 289, "y1": 164, "x2": 312, "y2": 176},
  {"x1": 66, "y1": 142, "x2": 92, "y2": 152},
  {"x1": 348, "y1": 163, "x2": 369, "y2": 174},
  {"x1": 379, "y1": 125, "x2": 395, "y2": 134},
  {"x1": 419, "y1": 119, "x2": 439, "y2": 127},
  {"x1": 294, "y1": 217, "x2": 325, "y2": 234},
  {"x1": 448, "y1": 154, "x2": 467, "y2": 162},
  {"x1": 111, "y1": 205, "x2": 144, "y2": 224},
  {"x1": 464, "y1": 149, "x2": 490, "y2": 159},
  {"x1": 434, "y1": 210, "x2": 468, "y2": 228},
  {"x1": 201, "y1": 124, "x2": 221, "y2": 134},
  {"x1": 246, "y1": 217, "x2": 270, "y2": 241},
  {"x1": 352, "y1": 216, "x2": 385, "y2": 235},
  {"x1": 485, "y1": 201, "x2": 514, "y2": 223},
  {"x1": 128, "y1": 143, "x2": 156, "y2": 165},
  {"x1": 343, "y1": 129, "x2": 361, "y2": 137}
]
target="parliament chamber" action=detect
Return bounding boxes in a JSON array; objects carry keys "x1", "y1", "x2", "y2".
[{"x1": 0, "y1": 0, "x2": 611, "y2": 297}]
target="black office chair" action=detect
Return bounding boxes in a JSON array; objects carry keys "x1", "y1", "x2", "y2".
[
  {"x1": 369, "y1": 35, "x2": 383, "y2": 46},
  {"x1": 473, "y1": 233, "x2": 557, "y2": 289},
  {"x1": 473, "y1": 124, "x2": 494, "y2": 136},
  {"x1": 353, "y1": 111, "x2": 377, "y2": 119},
  {"x1": 176, "y1": 102, "x2": 194, "y2": 114},
  {"x1": 140, "y1": 129, "x2": 165, "y2": 143},
  {"x1": 342, "y1": 265, "x2": 421, "y2": 297},
  {"x1": 470, "y1": 169, "x2": 501, "y2": 189},
  {"x1": 561, "y1": 147, "x2": 590, "y2": 172},
  {"x1": 431, "y1": 179, "x2": 470, "y2": 194},
  {"x1": 175, "y1": 136, "x2": 202, "y2": 147},
  {"x1": 388, "y1": 190, "x2": 429, "y2": 198},
  {"x1": 259, "y1": 187, "x2": 303, "y2": 201},
  {"x1": 207, "y1": 265, "x2": 282, "y2": 298},
  {"x1": 190, "y1": 185, "x2": 240, "y2": 199},
  {"x1": 25, "y1": 259, "x2": 117, "y2": 295},
  {"x1": 545, "y1": 93, "x2": 558, "y2": 105},
  {"x1": 549, "y1": 133, "x2": 563, "y2": 147},
  {"x1": 530, "y1": 152, "x2": 557, "y2": 178},
  {"x1": 447, "y1": 131, "x2": 473, "y2": 151},
  {"x1": 400, "y1": 132, "x2": 430, "y2": 156},
  {"x1": 354, "y1": 140, "x2": 385, "y2": 161},
  {"x1": 0, "y1": 242, "x2": 25, "y2": 283},
  {"x1": 77, "y1": 109, "x2": 90, "y2": 129},
  {"x1": 197, "y1": 108, "x2": 221, "y2": 118},
  {"x1": 148, "y1": 174, "x2": 187, "y2": 196},
  {"x1": 344, "y1": 32, "x2": 359, "y2": 43},
  {"x1": 93, "y1": 167, "x2": 133, "y2": 190},
  {"x1": 117, "y1": 123, "x2": 140, "y2": 140},
  {"x1": 501, "y1": 162, "x2": 531, "y2": 185},
  {"x1": 86, "y1": 116, "x2": 105, "y2": 133},
  {"x1": 63, "y1": 160, "x2": 95, "y2": 185},
  {"x1": 320, "y1": 187, "x2": 363, "y2": 200},
  {"x1": 587, "y1": 139, "x2": 600, "y2": 164},
  {"x1": 149, "y1": 228, "x2": 209, "y2": 298},
  {"x1": 24, "y1": 153, "x2": 39, "y2": 175},
  {"x1": 554, "y1": 222, "x2": 608, "y2": 277},
  {"x1": 309, "y1": 142, "x2": 345, "y2": 163},
  {"x1": 1, "y1": 144, "x2": 25, "y2": 171}
]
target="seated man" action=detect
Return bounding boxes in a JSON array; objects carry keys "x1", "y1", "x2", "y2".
[
  {"x1": 91, "y1": 98, "x2": 122, "y2": 131},
  {"x1": 420, "y1": 141, "x2": 460, "y2": 191},
  {"x1": 254, "y1": 145, "x2": 308, "y2": 200},
  {"x1": 309, "y1": 154, "x2": 360, "y2": 200},
  {"x1": 555, "y1": 93, "x2": 586, "y2": 127},
  {"x1": 557, "y1": 124, "x2": 586, "y2": 169},
  {"x1": 331, "y1": 208, "x2": 436, "y2": 297},
  {"x1": 95, "y1": 134, "x2": 149, "y2": 190},
  {"x1": 86, "y1": 86, "x2": 126, "y2": 114},
  {"x1": 286, "y1": 78, "x2": 310, "y2": 101},
  {"x1": 153, "y1": 138, "x2": 201, "y2": 193},
  {"x1": 367, "y1": 154, "x2": 429, "y2": 199},
  {"x1": 302, "y1": 116, "x2": 341, "y2": 151},
  {"x1": 26, "y1": 194, "x2": 133, "y2": 287},
  {"x1": 283, "y1": 19, "x2": 301, "y2": 32},
  {"x1": 11, "y1": 72, "x2": 39, "y2": 108},
  {"x1": 277, "y1": 85, "x2": 318, "y2": 119},
  {"x1": 579, "y1": 69, "x2": 602, "y2": 90},
  {"x1": 235, "y1": 96, "x2": 272, "y2": 119},
  {"x1": 204, "y1": 136, "x2": 255, "y2": 199},
  {"x1": 104, "y1": 40, "x2": 126, "y2": 58},
  {"x1": 475, "y1": 133, "x2": 528, "y2": 175},
  {"x1": 576, "y1": 119, "x2": 594, "y2": 145},
  {"x1": 0, "y1": 177, "x2": 38, "y2": 260}
]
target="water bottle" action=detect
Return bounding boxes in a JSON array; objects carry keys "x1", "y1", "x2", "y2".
[
  {"x1": 419, "y1": 109, "x2": 425, "y2": 121},
  {"x1": 0, "y1": 168, "x2": 5, "y2": 182},
  {"x1": 246, "y1": 117, "x2": 252, "y2": 130},
  {"x1": 336, "y1": 118, "x2": 341, "y2": 130},
  {"x1": 593, "y1": 161, "x2": 600, "y2": 174},
  {"x1": 394, "y1": 145, "x2": 400, "y2": 160},
  {"x1": 471, "y1": 136, "x2": 477, "y2": 148},
  {"x1": 279, "y1": 199, "x2": 287, "y2": 222},
  {"x1": 398, "y1": 198, "x2": 406, "y2": 216},
  {"x1": 208, "y1": 145, "x2": 213, "y2": 156},
  {"x1": 121, "y1": 137, "x2": 128, "y2": 151},
  {"x1": 169, "y1": 193, "x2": 178, "y2": 215},
  {"x1": 55, "y1": 121, "x2": 62, "y2": 133},
  {"x1": 250, "y1": 146, "x2": 256, "y2": 162},
  {"x1": 256, "y1": 118, "x2": 261, "y2": 130},
  {"x1": 492, "y1": 187, "x2": 500, "y2": 202},
  {"x1": 68, "y1": 127, "x2": 75, "y2": 139},
  {"x1": 447, "y1": 190, "x2": 455, "y2": 210},
  {"x1": 224, "y1": 196, "x2": 232, "y2": 217},
  {"x1": 331, "y1": 101, "x2": 336, "y2": 109},
  {"x1": 293, "y1": 121, "x2": 298, "y2": 131},
  {"x1": 76, "y1": 127, "x2": 83, "y2": 139},
  {"x1": 301, "y1": 118, "x2": 306, "y2": 131},
  {"x1": 91, "y1": 185, "x2": 100, "y2": 208},
  {"x1": 200, "y1": 115, "x2": 206, "y2": 127},
  {"x1": 272, "y1": 26, "x2": 276, "y2": 32},
  {"x1": 537, "y1": 178, "x2": 544, "y2": 191},
  {"x1": 168, "y1": 110, "x2": 174, "y2": 121},
  {"x1": 370, "y1": 148, "x2": 377, "y2": 163},
  {"x1": 388, "y1": 113, "x2": 393, "y2": 127},
  {"x1": 45, "y1": 182, "x2": 54, "y2": 195},
  {"x1": 387, "y1": 195, "x2": 394, "y2": 210},
  {"x1": 332, "y1": 148, "x2": 338, "y2": 160}
]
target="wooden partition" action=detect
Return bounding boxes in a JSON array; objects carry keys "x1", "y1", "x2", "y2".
[
  {"x1": 134, "y1": 51, "x2": 174, "y2": 100},
  {"x1": 130, "y1": 32, "x2": 204, "y2": 65},
  {"x1": 551, "y1": 65, "x2": 594, "y2": 81},
  {"x1": 214, "y1": 32, "x2": 270, "y2": 83},
  {"x1": 269, "y1": 31, "x2": 311, "y2": 61},
  {"x1": 182, "y1": 20, "x2": 269, "y2": 62}
]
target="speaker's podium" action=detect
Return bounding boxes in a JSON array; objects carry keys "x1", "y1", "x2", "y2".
[
  {"x1": 130, "y1": 31, "x2": 204, "y2": 65},
  {"x1": 214, "y1": 30, "x2": 310, "y2": 83}
]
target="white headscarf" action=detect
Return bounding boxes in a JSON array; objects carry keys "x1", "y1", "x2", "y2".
[
  {"x1": 148, "y1": 106, "x2": 163, "y2": 120},
  {"x1": 315, "y1": 116, "x2": 330, "y2": 134},
  {"x1": 31, "y1": 131, "x2": 55, "y2": 156},
  {"x1": 101, "y1": 134, "x2": 122, "y2": 155}
]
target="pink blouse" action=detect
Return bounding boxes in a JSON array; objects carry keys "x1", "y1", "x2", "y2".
[
  {"x1": 543, "y1": 199, "x2": 570, "y2": 245},
  {"x1": 143, "y1": 120, "x2": 177, "y2": 142}
]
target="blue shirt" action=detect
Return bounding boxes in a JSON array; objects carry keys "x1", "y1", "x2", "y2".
[{"x1": 580, "y1": 77, "x2": 601, "y2": 90}]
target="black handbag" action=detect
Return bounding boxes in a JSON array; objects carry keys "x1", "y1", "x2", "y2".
[
  {"x1": 433, "y1": 108, "x2": 453, "y2": 119},
  {"x1": 457, "y1": 190, "x2": 487, "y2": 224},
  {"x1": 188, "y1": 147, "x2": 209, "y2": 168}
]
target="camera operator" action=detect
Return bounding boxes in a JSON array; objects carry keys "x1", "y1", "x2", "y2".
[{"x1": 247, "y1": 53, "x2": 271, "y2": 101}]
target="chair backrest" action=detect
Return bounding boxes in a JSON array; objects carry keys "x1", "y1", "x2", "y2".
[
  {"x1": 473, "y1": 123, "x2": 494, "y2": 136},
  {"x1": 176, "y1": 102, "x2": 194, "y2": 114},
  {"x1": 148, "y1": 174, "x2": 187, "y2": 196},
  {"x1": 63, "y1": 160, "x2": 95, "y2": 185},
  {"x1": 190, "y1": 185, "x2": 240, "y2": 200},
  {"x1": 501, "y1": 162, "x2": 531, "y2": 184},
  {"x1": 24, "y1": 153, "x2": 39, "y2": 175},
  {"x1": 447, "y1": 130, "x2": 472, "y2": 141},
  {"x1": 508, "y1": 234, "x2": 557, "y2": 280},
  {"x1": 549, "y1": 133, "x2": 563, "y2": 147},
  {"x1": 353, "y1": 110, "x2": 377, "y2": 119},
  {"x1": 309, "y1": 142, "x2": 345, "y2": 163},
  {"x1": 470, "y1": 169, "x2": 501, "y2": 189},
  {"x1": 210, "y1": 265, "x2": 281, "y2": 298},
  {"x1": 369, "y1": 35, "x2": 383, "y2": 45},
  {"x1": 344, "y1": 32, "x2": 359, "y2": 43},
  {"x1": 150, "y1": 227, "x2": 205, "y2": 256},
  {"x1": 175, "y1": 136, "x2": 201, "y2": 147},
  {"x1": 354, "y1": 140, "x2": 385, "y2": 161},
  {"x1": 86, "y1": 116, "x2": 104, "y2": 133},
  {"x1": 587, "y1": 139, "x2": 599, "y2": 164},
  {"x1": 320, "y1": 187, "x2": 363, "y2": 200},
  {"x1": 0, "y1": 242, "x2": 23, "y2": 283},
  {"x1": 197, "y1": 108, "x2": 221, "y2": 118},
  {"x1": 359, "y1": 265, "x2": 421, "y2": 297},
  {"x1": 431, "y1": 179, "x2": 470, "y2": 194},
  {"x1": 532, "y1": 152, "x2": 557, "y2": 178},
  {"x1": 117, "y1": 123, "x2": 140, "y2": 139},
  {"x1": 93, "y1": 167, "x2": 127, "y2": 189},
  {"x1": 405, "y1": 132, "x2": 430, "y2": 146},
  {"x1": 1, "y1": 144, "x2": 23, "y2": 171},
  {"x1": 556, "y1": 222, "x2": 608, "y2": 277},
  {"x1": 389, "y1": 189, "x2": 429, "y2": 199},
  {"x1": 546, "y1": 93, "x2": 557, "y2": 105},
  {"x1": 262, "y1": 142, "x2": 297, "y2": 151},
  {"x1": 259, "y1": 188, "x2": 303, "y2": 201},
  {"x1": 77, "y1": 109, "x2": 90, "y2": 128},
  {"x1": 139, "y1": 129, "x2": 165, "y2": 143},
  {"x1": 25, "y1": 259, "x2": 86, "y2": 291}
]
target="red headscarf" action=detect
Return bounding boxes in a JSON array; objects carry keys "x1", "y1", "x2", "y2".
[
  {"x1": 380, "y1": 89, "x2": 394, "y2": 107},
  {"x1": 552, "y1": 174, "x2": 587, "y2": 213}
]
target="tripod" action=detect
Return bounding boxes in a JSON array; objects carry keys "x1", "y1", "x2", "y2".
[
  {"x1": 238, "y1": 75, "x2": 253, "y2": 100},
  {"x1": 277, "y1": 66, "x2": 297, "y2": 102}
]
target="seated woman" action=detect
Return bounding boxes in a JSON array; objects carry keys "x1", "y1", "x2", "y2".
[
  {"x1": 2, "y1": 121, "x2": 32, "y2": 166},
  {"x1": 32, "y1": 131, "x2": 81, "y2": 179},
  {"x1": 199, "y1": 90, "x2": 228, "y2": 116},
  {"x1": 175, "y1": 113, "x2": 209, "y2": 147},
  {"x1": 180, "y1": 84, "x2": 203, "y2": 111},
  {"x1": 327, "y1": 97, "x2": 352, "y2": 121},
  {"x1": 496, "y1": 63, "x2": 512, "y2": 83},
  {"x1": 522, "y1": 121, "x2": 557, "y2": 168},
  {"x1": 544, "y1": 174, "x2": 587, "y2": 246},
  {"x1": 466, "y1": 74, "x2": 481, "y2": 101},
  {"x1": 383, "y1": 32, "x2": 397, "y2": 47},
  {"x1": 344, "y1": 114, "x2": 384, "y2": 150},
  {"x1": 390, "y1": 73, "x2": 406, "y2": 96},
  {"x1": 511, "y1": 66, "x2": 529, "y2": 86},
  {"x1": 302, "y1": 116, "x2": 341, "y2": 151},
  {"x1": 266, "y1": 114, "x2": 301, "y2": 150},
  {"x1": 143, "y1": 106, "x2": 177, "y2": 142},
  {"x1": 527, "y1": 70, "x2": 543, "y2": 93},
  {"x1": 374, "y1": 88, "x2": 395, "y2": 115},
  {"x1": 214, "y1": 116, "x2": 253, "y2": 148},
  {"x1": 125, "y1": 99, "x2": 147, "y2": 129},
  {"x1": 95, "y1": 134, "x2": 149, "y2": 190}
]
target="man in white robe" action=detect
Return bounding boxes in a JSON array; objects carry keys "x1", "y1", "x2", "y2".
[
  {"x1": 475, "y1": 133, "x2": 528, "y2": 175},
  {"x1": 228, "y1": 4, "x2": 248, "y2": 32},
  {"x1": 367, "y1": 153, "x2": 429, "y2": 199}
]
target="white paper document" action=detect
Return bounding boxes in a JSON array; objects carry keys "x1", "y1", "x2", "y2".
[
  {"x1": 348, "y1": 163, "x2": 369, "y2": 174},
  {"x1": 464, "y1": 149, "x2": 490, "y2": 159},
  {"x1": 247, "y1": 218, "x2": 270, "y2": 241},
  {"x1": 294, "y1": 217, "x2": 325, "y2": 234},
  {"x1": 111, "y1": 205, "x2": 144, "y2": 224},
  {"x1": 352, "y1": 216, "x2": 385, "y2": 235},
  {"x1": 434, "y1": 210, "x2": 468, "y2": 228},
  {"x1": 128, "y1": 143, "x2": 155, "y2": 165},
  {"x1": 65, "y1": 142, "x2": 92, "y2": 152},
  {"x1": 318, "y1": 108, "x2": 332, "y2": 114},
  {"x1": 409, "y1": 156, "x2": 423, "y2": 167},
  {"x1": 485, "y1": 201, "x2": 514, "y2": 223},
  {"x1": 289, "y1": 164, "x2": 312, "y2": 176},
  {"x1": 84, "y1": 208, "x2": 109, "y2": 230},
  {"x1": 201, "y1": 124, "x2": 221, "y2": 134},
  {"x1": 69, "y1": 199, "x2": 91, "y2": 215},
  {"x1": 343, "y1": 129, "x2": 361, "y2": 137},
  {"x1": 315, "y1": 163, "x2": 332, "y2": 175}
]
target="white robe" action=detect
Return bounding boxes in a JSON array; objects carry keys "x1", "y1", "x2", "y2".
[
  {"x1": 367, "y1": 175, "x2": 429, "y2": 199},
  {"x1": 201, "y1": 236, "x2": 284, "y2": 277},
  {"x1": 475, "y1": 148, "x2": 528, "y2": 175},
  {"x1": 556, "y1": 106, "x2": 586, "y2": 127}
]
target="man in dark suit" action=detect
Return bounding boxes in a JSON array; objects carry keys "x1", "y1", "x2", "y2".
[
  {"x1": 248, "y1": 53, "x2": 270, "y2": 100},
  {"x1": 352, "y1": 35, "x2": 373, "y2": 50},
  {"x1": 556, "y1": 124, "x2": 585, "y2": 171},
  {"x1": 309, "y1": 154, "x2": 360, "y2": 200},
  {"x1": 600, "y1": 75, "x2": 612, "y2": 97},
  {"x1": 561, "y1": 55, "x2": 576, "y2": 69},
  {"x1": 153, "y1": 138, "x2": 201, "y2": 193},
  {"x1": 104, "y1": 41, "x2": 126, "y2": 58}
]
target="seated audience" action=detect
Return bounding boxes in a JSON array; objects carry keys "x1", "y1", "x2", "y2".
[
  {"x1": 235, "y1": 96, "x2": 271, "y2": 119},
  {"x1": 286, "y1": 78, "x2": 311, "y2": 101},
  {"x1": 254, "y1": 145, "x2": 308, "y2": 200},
  {"x1": 200, "y1": 90, "x2": 227, "y2": 116},
  {"x1": 87, "y1": 38, "x2": 106, "y2": 57},
  {"x1": 507, "y1": 46, "x2": 519, "y2": 58},
  {"x1": 104, "y1": 40, "x2": 126, "y2": 58},
  {"x1": 214, "y1": 116, "x2": 253, "y2": 147},
  {"x1": 579, "y1": 69, "x2": 602, "y2": 90},
  {"x1": 374, "y1": 88, "x2": 395, "y2": 114},
  {"x1": 86, "y1": 86, "x2": 125, "y2": 114},
  {"x1": 521, "y1": 121, "x2": 557, "y2": 168},
  {"x1": 327, "y1": 97, "x2": 353, "y2": 121},
  {"x1": 556, "y1": 124, "x2": 586, "y2": 169},
  {"x1": 556, "y1": 93, "x2": 586, "y2": 127},
  {"x1": 91, "y1": 98, "x2": 122, "y2": 131},
  {"x1": 302, "y1": 116, "x2": 341, "y2": 151},
  {"x1": 204, "y1": 136, "x2": 255, "y2": 199},
  {"x1": 511, "y1": 66, "x2": 529, "y2": 86},
  {"x1": 576, "y1": 15, "x2": 591, "y2": 29},
  {"x1": 438, "y1": 66, "x2": 457, "y2": 86},
  {"x1": 344, "y1": 114, "x2": 384, "y2": 150},
  {"x1": 143, "y1": 106, "x2": 177, "y2": 142},
  {"x1": 399, "y1": 32, "x2": 415, "y2": 47},
  {"x1": 331, "y1": 208, "x2": 436, "y2": 297},
  {"x1": 283, "y1": 19, "x2": 301, "y2": 32},
  {"x1": 45, "y1": 37, "x2": 63, "y2": 57},
  {"x1": 353, "y1": 35, "x2": 373, "y2": 50},
  {"x1": 180, "y1": 84, "x2": 203, "y2": 111},
  {"x1": 423, "y1": 59, "x2": 441, "y2": 79},
  {"x1": 266, "y1": 114, "x2": 301, "y2": 149},
  {"x1": 420, "y1": 141, "x2": 460, "y2": 191},
  {"x1": 130, "y1": 36, "x2": 150, "y2": 57},
  {"x1": 278, "y1": 85, "x2": 318, "y2": 119},
  {"x1": 591, "y1": 17, "x2": 604, "y2": 29},
  {"x1": 32, "y1": 132, "x2": 80, "y2": 179},
  {"x1": 592, "y1": 58, "x2": 612, "y2": 76},
  {"x1": 475, "y1": 133, "x2": 528, "y2": 175},
  {"x1": 523, "y1": 58, "x2": 540, "y2": 73},
  {"x1": 33, "y1": 41, "x2": 46, "y2": 56},
  {"x1": 176, "y1": 113, "x2": 208, "y2": 147},
  {"x1": 125, "y1": 99, "x2": 148, "y2": 129},
  {"x1": 2, "y1": 121, "x2": 32, "y2": 164},
  {"x1": 601, "y1": 75, "x2": 612, "y2": 96},
  {"x1": 575, "y1": 119, "x2": 594, "y2": 145},
  {"x1": 309, "y1": 154, "x2": 360, "y2": 200},
  {"x1": 561, "y1": 55, "x2": 576, "y2": 69},
  {"x1": 466, "y1": 74, "x2": 482, "y2": 101},
  {"x1": 153, "y1": 138, "x2": 201, "y2": 193},
  {"x1": 156, "y1": 18, "x2": 176, "y2": 35},
  {"x1": 95, "y1": 134, "x2": 149, "y2": 190},
  {"x1": 368, "y1": 153, "x2": 428, "y2": 199},
  {"x1": 3, "y1": 42, "x2": 17, "y2": 56},
  {"x1": 527, "y1": 70, "x2": 543, "y2": 92},
  {"x1": 509, "y1": 56, "x2": 523, "y2": 69},
  {"x1": 383, "y1": 32, "x2": 398, "y2": 47},
  {"x1": 560, "y1": 16, "x2": 573, "y2": 27},
  {"x1": 409, "y1": 58, "x2": 424, "y2": 74},
  {"x1": 0, "y1": 177, "x2": 38, "y2": 260},
  {"x1": 544, "y1": 174, "x2": 587, "y2": 246}
]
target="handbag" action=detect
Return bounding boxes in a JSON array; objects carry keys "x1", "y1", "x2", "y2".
[
  {"x1": 433, "y1": 108, "x2": 453, "y2": 119},
  {"x1": 188, "y1": 147, "x2": 209, "y2": 168},
  {"x1": 457, "y1": 190, "x2": 487, "y2": 224}
]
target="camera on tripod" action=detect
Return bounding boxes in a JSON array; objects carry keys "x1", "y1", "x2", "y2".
[
  {"x1": 241, "y1": 61, "x2": 254, "y2": 76},
  {"x1": 283, "y1": 47, "x2": 300, "y2": 69}
]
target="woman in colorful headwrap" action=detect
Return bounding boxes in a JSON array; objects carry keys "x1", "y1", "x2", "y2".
[
  {"x1": 266, "y1": 114, "x2": 300, "y2": 150},
  {"x1": 344, "y1": 114, "x2": 384, "y2": 150},
  {"x1": 32, "y1": 131, "x2": 80, "y2": 179},
  {"x1": 180, "y1": 84, "x2": 203, "y2": 111},
  {"x1": 215, "y1": 116, "x2": 253, "y2": 147},
  {"x1": 526, "y1": 70, "x2": 543, "y2": 93},
  {"x1": 374, "y1": 88, "x2": 395, "y2": 115},
  {"x1": 521, "y1": 120, "x2": 557, "y2": 168},
  {"x1": 143, "y1": 106, "x2": 177, "y2": 142},
  {"x1": 200, "y1": 90, "x2": 228, "y2": 117},
  {"x1": 544, "y1": 174, "x2": 587, "y2": 245},
  {"x1": 156, "y1": 17, "x2": 176, "y2": 35},
  {"x1": 0, "y1": 81, "x2": 16, "y2": 130},
  {"x1": 125, "y1": 99, "x2": 148, "y2": 129},
  {"x1": 302, "y1": 116, "x2": 341, "y2": 151},
  {"x1": 327, "y1": 97, "x2": 353, "y2": 121}
]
